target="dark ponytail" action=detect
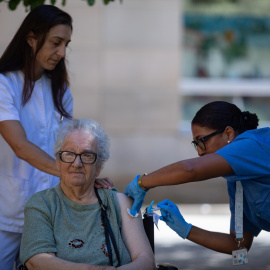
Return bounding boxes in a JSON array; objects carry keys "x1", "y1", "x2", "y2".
[
  {"x1": 239, "y1": 111, "x2": 259, "y2": 133},
  {"x1": 192, "y1": 101, "x2": 259, "y2": 134}
]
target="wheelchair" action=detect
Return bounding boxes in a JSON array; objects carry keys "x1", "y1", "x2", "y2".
[{"x1": 143, "y1": 207, "x2": 178, "y2": 270}]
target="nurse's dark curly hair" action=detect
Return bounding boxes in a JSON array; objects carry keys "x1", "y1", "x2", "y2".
[{"x1": 192, "y1": 101, "x2": 259, "y2": 134}]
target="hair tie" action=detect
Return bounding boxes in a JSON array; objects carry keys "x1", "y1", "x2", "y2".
[
  {"x1": 242, "y1": 111, "x2": 249, "y2": 121},
  {"x1": 239, "y1": 111, "x2": 249, "y2": 128}
]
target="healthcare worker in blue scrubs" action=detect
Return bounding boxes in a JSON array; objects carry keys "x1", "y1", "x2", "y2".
[{"x1": 124, "y1": 101, "x2": 270, "y2": 255}]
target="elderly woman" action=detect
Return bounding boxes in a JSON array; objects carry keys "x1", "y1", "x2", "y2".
[{"x1": 20, "y1": 119, "x2": 155, "y2": 270}]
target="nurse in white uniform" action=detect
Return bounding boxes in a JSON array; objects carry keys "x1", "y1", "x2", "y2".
[{"x1": 0, "y1": 5, "x2": 72, "y2": 269}]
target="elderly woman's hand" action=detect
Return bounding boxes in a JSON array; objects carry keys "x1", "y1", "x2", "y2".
[{"x1": 94, "y1": 177, "x2": 114, "y2": 189}]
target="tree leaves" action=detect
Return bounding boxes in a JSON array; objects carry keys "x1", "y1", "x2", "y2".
[
  {"x1": 87, "y1": 0, "x2": 95, "y2": 6},
  {"x1": 3, "y1": 0, "x2": 122, "y2": 11},
  {"x1": 8, "y1": 0, "x2": 20, "y2": 10}
]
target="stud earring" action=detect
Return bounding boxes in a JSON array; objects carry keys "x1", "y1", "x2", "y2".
[{"x1": 228, "y1": 140, "x2": 231, "y2": 144}]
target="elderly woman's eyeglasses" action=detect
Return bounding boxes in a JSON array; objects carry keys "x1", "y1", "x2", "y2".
[
  {"x1": 59, "y1": 151, "x2": 97, "y2": 164},
  {"x1": 191, "y1": 129, "x2": 224, "y2": 152}
]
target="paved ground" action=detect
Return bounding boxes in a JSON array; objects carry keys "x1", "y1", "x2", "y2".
[{"x1": 152, "y1": 204, "x2": 270, "y2": 270}]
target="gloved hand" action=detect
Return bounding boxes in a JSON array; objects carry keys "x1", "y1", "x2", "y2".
[
  {"x1": 157, "y1": 199, "x2": 192, "y2": 239},
  {"x1": 124, "y1": 174, "x2": 148, "y2": 217}
]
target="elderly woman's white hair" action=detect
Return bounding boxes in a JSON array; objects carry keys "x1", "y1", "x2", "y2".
[{"x1": 54, "y1": 119, "x2": 110, "y2": 170}]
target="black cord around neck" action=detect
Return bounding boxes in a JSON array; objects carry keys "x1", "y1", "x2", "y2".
[{"x1": 94, "y1": 188, "x2": 121, "y2": 267}]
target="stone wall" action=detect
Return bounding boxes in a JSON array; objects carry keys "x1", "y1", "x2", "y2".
[{"x1": 0, "y1": 0, "x2": 229, "y2": 203}]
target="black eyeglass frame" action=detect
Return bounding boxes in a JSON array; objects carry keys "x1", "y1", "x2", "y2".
[
  {"x1": 59, "y1": 151, "x2": 97, "y2": 164},
  {"x1": 191, "y1": 129, "x2": 224, "y2": 151}
]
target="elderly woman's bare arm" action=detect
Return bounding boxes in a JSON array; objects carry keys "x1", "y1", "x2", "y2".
[
  {"x1": 25, "y1": 253, "x2": 116, "y2": 270},
  {"x1": 116, "y1": 192, "x2": 156, "y2": 270}
]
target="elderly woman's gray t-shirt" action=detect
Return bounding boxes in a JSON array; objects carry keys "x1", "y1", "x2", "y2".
[{"x1": 20, "y1": 185, "x2": 131, "y2": 266}]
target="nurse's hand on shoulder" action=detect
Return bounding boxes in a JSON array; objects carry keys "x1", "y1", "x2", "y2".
[
  {"x1": 94, "y1": 177, "x2": 114, "y2": 189},
  {"x1": 157, "y1": 199, "x2": 192, "y2": 239}
]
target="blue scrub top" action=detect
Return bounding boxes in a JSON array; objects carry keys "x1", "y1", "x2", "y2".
[{"x1": 216, "y1": 127, "x2": 270, "y2": 236}]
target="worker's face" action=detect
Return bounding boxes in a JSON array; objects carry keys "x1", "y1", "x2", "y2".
[
  {"x1": 191, "y1": 124, "x2": 228, "y2": 156},
  {"x1": 56, "y1": 130, "x2": 100, "y2": 191},
  {"x1": 27, "y1": 24, "x2": 72, "y2": 79}
]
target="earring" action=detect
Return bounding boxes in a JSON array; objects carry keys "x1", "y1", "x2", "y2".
[{"x1": 228, "y1": 140, "x2": 231, "y2": 144}]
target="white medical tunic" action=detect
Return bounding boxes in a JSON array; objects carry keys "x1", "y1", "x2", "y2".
[{"x1": 0, "y1": 70, "x2": 73, "y2": 233}]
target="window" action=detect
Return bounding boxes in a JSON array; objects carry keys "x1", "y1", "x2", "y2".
[{"x1": 180, "y1": 0, "x2": 270, "y2": 132}]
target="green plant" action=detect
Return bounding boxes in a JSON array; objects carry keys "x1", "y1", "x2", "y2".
[{"x1": 0, "y1": 0, "x2": 121, "y2": 11}]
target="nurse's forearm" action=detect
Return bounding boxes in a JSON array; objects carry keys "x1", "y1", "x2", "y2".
[
  {"x1": 139, "y1": 154, "x2": 233, "y2": 189},
  {"x1": 0, "y1": 120, "x2": 59, "y2": 177},
  {"x1": 144, "y1": 160, "x2": 194, "y2": 188},
  {"x1": 16, "y1": 140, "x2": 60, "y2": 177},
  {"x1": 187, "y1": 226, "x2": 253, "y2": 254}
]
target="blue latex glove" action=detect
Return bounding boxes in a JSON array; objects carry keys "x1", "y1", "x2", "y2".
[
  {"x1": 124, "y1": 174, "x2": 147, "y2": 217},
  {"x1": 157, "y1": 199, "x2": 192, "y2": 239}
]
